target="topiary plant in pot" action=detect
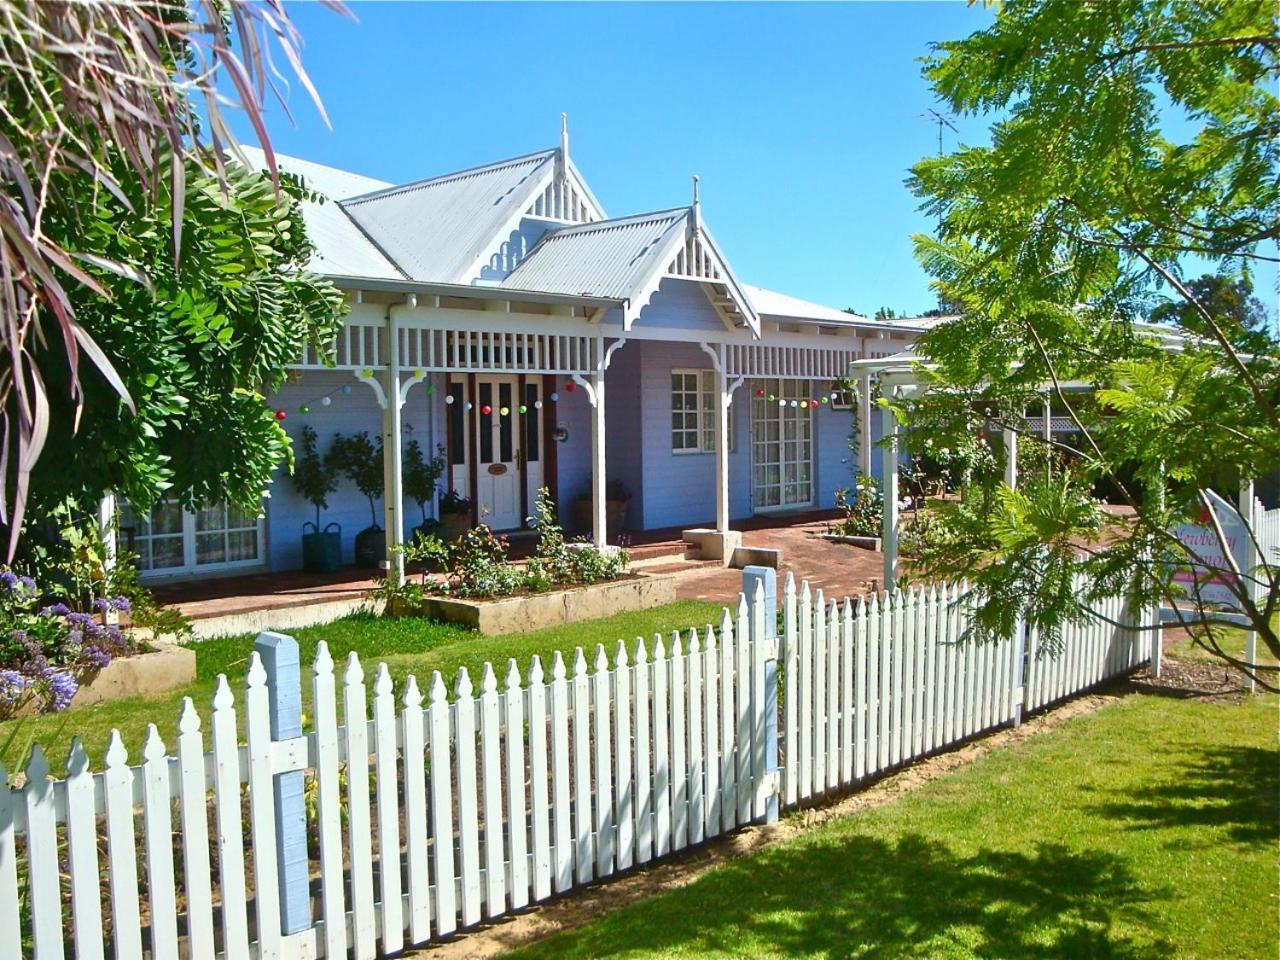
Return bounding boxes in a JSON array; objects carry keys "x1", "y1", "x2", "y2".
[
  {"x1": 292, "y1": 426, "x2": 342, "y2": 572},
  {"x1": 330, "y1": 430, "x2": 385, "y2": 567},
  {"x1": 404, "y1": 439, "x2": 446, "y2": 541}
]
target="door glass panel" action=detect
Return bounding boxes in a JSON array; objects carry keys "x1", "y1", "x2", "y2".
[
  {"x1": 499, "y1": 382, "x2": 513, "y2": 462},
  {"x1": 524, "y1": 383, "x2": 540, "y2": 462},
  {"x1": 448, "y1": 382, "x2": 466, "y2": 465},
  {"x1": 478, "y1": 382, "x2": 494, "y2": 464}
]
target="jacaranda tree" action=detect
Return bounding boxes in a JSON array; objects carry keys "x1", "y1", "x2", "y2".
[{"x1": 899, "y1": 0, "x2": 1278, "y2": 686}]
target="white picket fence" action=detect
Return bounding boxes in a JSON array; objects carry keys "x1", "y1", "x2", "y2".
[
  {"x1": 1253, "y1": 498, "x2": 1280, "y2": 569},
  {"x1": 0, "y1": 575, "x2": 1148, "y2": 960}
]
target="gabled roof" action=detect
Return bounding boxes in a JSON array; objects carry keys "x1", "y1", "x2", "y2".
[
  {"x1": 500, "y1": 208, "x2": 686, "y2": 300},
  {"x1": 238, "y1": 146, "x2": 403, "y2": 280},
  {"x1": 502, "y1": 207, "x2": 760, "y2": 332},
  {"x1": 343, "y1": 150, "x2": 562, "y2": 284}
]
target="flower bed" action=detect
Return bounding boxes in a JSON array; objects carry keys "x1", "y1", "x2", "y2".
[{"x1": 0, "y1": 573, "x2": 148, "y2": 718}]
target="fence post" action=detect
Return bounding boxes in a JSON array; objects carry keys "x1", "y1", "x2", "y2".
[
  {"x1": 1010, "y1": 616, "x2": 1026, "y2": 727},
  {"x1": 743, "y1": 566, "x2": 779, "y2": 823},
  {"x1": 254, "y1": 631, "x2": 311, "y2": 935}
]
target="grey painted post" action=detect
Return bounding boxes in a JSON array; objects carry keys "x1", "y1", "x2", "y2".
[
  {"x1": 254, "y1": 631, "x2": 311, "y2": 934},
  {"x1": 743, "y1": 566, "x2": 779, "y2": 823}
]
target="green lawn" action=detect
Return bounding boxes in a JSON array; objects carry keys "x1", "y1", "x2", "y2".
[
  {"x1": 0, "y1": 599, "x2": 723, "y2": 772},
  {"x1": 507, "y1": 689, "x2": 1279, "y2": 960}
]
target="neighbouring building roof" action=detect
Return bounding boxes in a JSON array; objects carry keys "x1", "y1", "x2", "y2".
[{"x1": 744, "y1": 284, "x2": 869, "y2": 325}]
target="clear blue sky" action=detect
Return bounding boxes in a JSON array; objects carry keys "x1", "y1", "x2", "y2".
[
  {"x1": 247, "y1": 2, "x2": 1274, "y2": 320},
  {"x1": 245, "y1": 1, "x2": 993, "y2": 316}
]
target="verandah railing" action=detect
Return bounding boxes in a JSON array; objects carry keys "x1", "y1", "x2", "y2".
[{"x1": 0, "y1": 574, "x2": 1149, "y2": 960}]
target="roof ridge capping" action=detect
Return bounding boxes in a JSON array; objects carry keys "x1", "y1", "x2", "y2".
[{"x1": 342, "y1": 147, "x2": 558, "y2": 205}]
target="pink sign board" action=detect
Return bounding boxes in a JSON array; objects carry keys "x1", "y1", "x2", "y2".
[{"x1": 1172, "y1": 489, "x2": 1245, "y2": 610}]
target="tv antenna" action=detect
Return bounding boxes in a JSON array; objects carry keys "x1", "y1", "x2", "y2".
[{"x1": 923, "y1": 108, "x2": 958, "y2": 156}]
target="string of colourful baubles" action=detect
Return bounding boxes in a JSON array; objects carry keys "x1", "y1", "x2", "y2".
[{"x1": 273, "y1": 380, "x2": 843, "y2": 421}]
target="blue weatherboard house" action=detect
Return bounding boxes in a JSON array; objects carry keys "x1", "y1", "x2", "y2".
[{"x1": 118, "y1": 121, "x2": 931, "y2": 580}]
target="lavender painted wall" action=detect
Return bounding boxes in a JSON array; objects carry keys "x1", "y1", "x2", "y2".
[{"x1": 263, "y1": 369, "x2": 440, "y2": 571}]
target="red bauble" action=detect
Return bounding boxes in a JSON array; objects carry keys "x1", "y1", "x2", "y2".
[
  {"x1": 274, "y1": 409, "x2": 287, "y2": 421},
  {"x1": 565, "y1": 381, "x2": 576, "y2": 393},
  {"x1": 481, "y1": 404, "x2": 492, "y2": 415},
  {"x1": 755, "y1": 388, "x2": 765, "y2": 397}
]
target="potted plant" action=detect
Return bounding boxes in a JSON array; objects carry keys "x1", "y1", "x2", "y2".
[
  {"x1": 573, "y1": 479, "x2": 631, "y2": 539},
  {"x1": 330, "y1": 430, "x2": 385, "y2": 567},
  {"x1": 291, "y1": 425, "x2": 342, "y2": 572},
  {"x1": 404, "y1": 439, "x2": 446, "y2": 541},
  {"x1": 438, "y1": 489, "x2": 472, "y2": 542}
]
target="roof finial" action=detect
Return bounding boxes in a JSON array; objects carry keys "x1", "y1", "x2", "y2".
[
  {"x1": 691, "y1": 174, "x2": 701, "y2": 231},
  {"x1": 692, "y1": 174, "x2": 700, "y2": 207},
  {"x1": 560, "y1": 113, "x2": 569, "y2": 164}
]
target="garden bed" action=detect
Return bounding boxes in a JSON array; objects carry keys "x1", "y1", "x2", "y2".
[
  {"x1": 405, "y1": 571, "x2": 678, "y2": 635},
  {"x1": 8, "y1": 640, "x2": 195, "y2": 717}
]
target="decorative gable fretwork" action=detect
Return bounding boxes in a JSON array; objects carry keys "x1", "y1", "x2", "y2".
[
  {"x1": 527, "y1": 176, "x2": 598, "y2": 223},
  {"x1": 725, "y1": 343, "x2": 861, "y2": 381},
  {"x1": 667, "y1": 233, "x2": 724, "y2": 281}
]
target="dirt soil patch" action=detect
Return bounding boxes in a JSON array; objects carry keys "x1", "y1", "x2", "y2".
[{"x1": 409, "y1": 673, "x2": 1164, "y2": 960}]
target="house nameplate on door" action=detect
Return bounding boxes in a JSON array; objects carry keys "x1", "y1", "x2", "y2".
[{"x1": 487, "y1": 463, "x2": 508, "y2": 476}]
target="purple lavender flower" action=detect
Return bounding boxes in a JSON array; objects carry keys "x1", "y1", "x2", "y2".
[
  {"x1": 0, "y1": 571, "x2": 18, "y2": 591},
  {"x1": 19, "y1": 576, "x2": 35, "y2": 592},
  {"x1": 42, "y1": 669, "x2": 78, "y2": 711},
  {"x1": 81, "y1": 646, "x2": 112, "y2": 669},
  {"x1": 112, "y1": 596, "x2": 132, "y2": 613},
  {"x1": 39, "y1": 602, "x2": 71, "y2": 618},
  {"x1": 93, "y1": 598, "x2": 110, "y2": 612},
  {"x1": 65, "y1": 612, "x2": 94, "y2": 629}
]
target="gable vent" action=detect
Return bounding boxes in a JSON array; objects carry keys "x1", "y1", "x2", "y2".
[
  {"x1": 667, "y1": 235, "x2": 723, "y2": 280},
  {"x1": 527, "y1": 177, "x2": 597, "y2": 223}
]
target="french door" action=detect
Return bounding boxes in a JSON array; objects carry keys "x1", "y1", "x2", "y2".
[
  {"x1": 117, "y1": 499, "x2": 265, "y2": 577},
  {"x1": 750, "y1": 379, "x2": 814, "y2": 510},
  {"x1": 473, "y1": 374, "x2": 524, "y2": 530}
]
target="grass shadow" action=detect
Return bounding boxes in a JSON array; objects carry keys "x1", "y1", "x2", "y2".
[
  {"x1": 1088, "y1": 744, "x2": 1279, "y2": 845},
  {"x1": 508, "y1": 832, "x2": 1172, "y2": 959}
]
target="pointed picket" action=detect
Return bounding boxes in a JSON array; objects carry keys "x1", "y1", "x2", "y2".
[
  {"x1": 854, "y1": 597, "x2": 868, "y2": 781},
  {"x1": 878, "y1": 590, "x2": 892, "y2": 771},
  {"x1": 669, "y1": 632, "x2": 688, "y2": 851},
  {"x1": 343, "y1": 654, "x2": 377, "y2": 955},
  {"x1": 840, "y1": 598, "x2": 855, "y2": 786},
  {"x1": 549, "y1": 652, "x2": 573, "y2": 893},
  {"x1": 911, "y1": 587, "x2": 927, "y2": 758},
  {"x1": 571, "y1": 649, "x2": 594, "y2": 883},
  {"x1": 210, "y1": 677, "x2": 248, "y2": 960},
  {"x1": 798, "y1": 580, "x2": 813, "y2": 798},
  {"x1": 686, "y1": 629, "x2": 705, "y2": 846},
  {"x1": 782, "y1": 572, "x2": 799, "y2": 806},
  {"x1": 428, "y1": 672, "x2": 457, "y2": 936},
  {"x1": 0, "y1": 763, "x2": 20, "y2": 960},
  {"x1": 143, "y1": 725, "x2": 180, "y2": 960},
  {"x1": 632, "y1": 639, "x2": 653, "y2": 865},
  {"x1": 812, "y1": 590, "x2": 827, "y2": 793},
  {"x1": 64, "y1": 739, "x2": 104, "y2": 960},
  {"x1": 373, "y1": 664, "x2": 404, "y2": 949},
  {"x1": 945, "y1": 585, "x2": 961, "y2": 744},
  {"x1": 924, "y1": 586, "x2": 941, "y2": 752},
  {"x1": 734, "y1": 597, "x2": 752, "y2": 824},
  {"x1": 505, "y1": 660, "x2": 531, "y2": 909},
  {"x1": 652, "y1": 635, "x2": 671, "y2": 856},
  {"x1": 454, "y1": 668, "x2": 482, "y2": 925},
  {"x1": 866, "y1": 592, "x2": 881, "y2": 775},
  {"x1": 711, "y1": 619, "x2": 732, "y2": 839},
  {"x1": 312, "y1": 644, "x2": 348, "y2": 957},
  {"x1": 891, "y1": 589, "x2": 907, "y2": 765},
  {"x1": 23, "y1": 746, "x2": 63, "y2": 960},
  {"x1": 826, "y1": 599, "x2": 840, "y2": 791},
  {"x1": 613, "y1": 641, "x2": 634, "y2": 870},
  {"x1": 480, "y1": 664, "x2": 507, "y2": 918},
  {"x1": 528, "y1": 657, "x2": 553, "y2": 901},
  {"x1": 400, "y1": 676, "x2": 432, "y2": 945},
  {"x1": 592, "y1": 645, "x2": 615, "y2": 877}
]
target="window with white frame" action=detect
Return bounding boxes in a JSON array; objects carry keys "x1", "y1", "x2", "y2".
[{"x1": 671, "y1": 369, "x2": 735, "y2": 454}]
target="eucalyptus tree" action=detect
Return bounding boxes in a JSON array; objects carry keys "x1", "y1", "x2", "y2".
[
  {"x1": 0, "y1": 0, "x2": 346, "y2": 551},
  {"x1": 899, "y1": 0, "x2": 1279, "y2": 686}
]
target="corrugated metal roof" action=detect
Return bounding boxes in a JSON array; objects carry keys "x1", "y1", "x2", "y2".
[
  {"x1": 237, "y1": 146, "x2": 403, "y2": 280},
  {"x1": 499, "y1": 209, "x2": 688, "y2": 299},
  {"x1": 743, "y1": 283, "x2": 866, "y2": 324},
  {"x1": 342, "y1": 150, "x2": 558, "y2": 283}
]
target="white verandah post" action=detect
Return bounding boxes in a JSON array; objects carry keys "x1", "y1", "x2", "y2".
[
  {"x1": 590, "y1": 371, "x2": 607, "y2": 550},
  {"x1": 881, "y1": 399, "x2": 899, "y2": 588},
  {"x1": 858, "y1": 373, "x2": 873, "y2": 478},
  {"x1": 715, "y1": 354, "x2": 731, "y2": 534},
  {"x1": 382, "y1": 302, "x2": 408, "y2": 585}
]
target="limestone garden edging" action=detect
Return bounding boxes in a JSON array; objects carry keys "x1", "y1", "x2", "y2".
[{"x1": 403, "y1": 571, "x2": 679, "y2": 635}]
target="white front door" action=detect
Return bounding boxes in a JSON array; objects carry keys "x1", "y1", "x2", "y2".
[
  {"x1": 473, "y1": 374, "x2": 523, "y2": 530},
  {"x1": 750, "y1": 379, "x2": 814, "y2": 510}
]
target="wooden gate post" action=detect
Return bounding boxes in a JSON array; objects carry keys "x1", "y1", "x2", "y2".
[
  {"x1": 254, "y1": 631, "x2": 311, "y2": 935},
  {"x1": 743, "y1": 566, "x2": 779, "y2": 823}
]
